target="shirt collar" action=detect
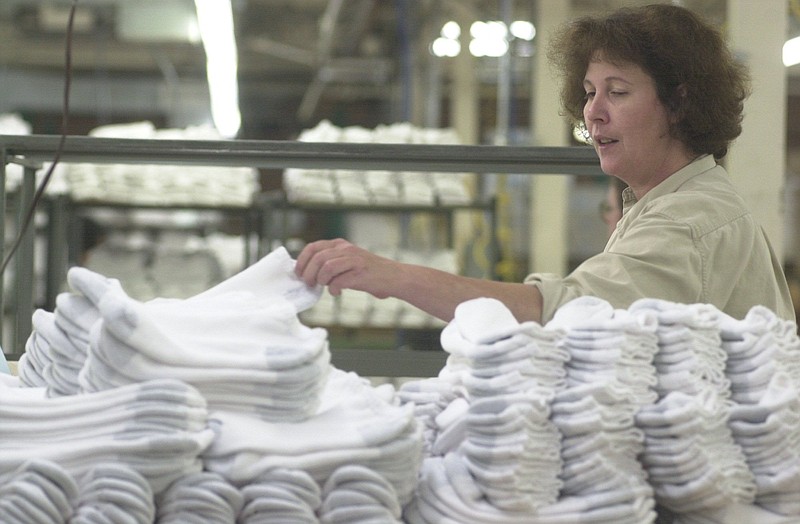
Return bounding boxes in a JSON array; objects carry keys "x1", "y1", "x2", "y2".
[{"x1": 621, "y1": 154, "x2": 716, "y2": 214}]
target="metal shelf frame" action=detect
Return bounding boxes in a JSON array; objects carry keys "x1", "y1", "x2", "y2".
[{"x1": 0, "y1": 134, "x2": 602, "y2": 374}]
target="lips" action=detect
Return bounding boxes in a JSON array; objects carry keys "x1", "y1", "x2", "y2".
[{"x1": 594, "y1": 135, "x2": 618, "y2": 145}]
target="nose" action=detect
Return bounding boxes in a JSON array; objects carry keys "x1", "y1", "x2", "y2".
[{"x1": 584, "y1": 93, "x2": 608, "y2": 125}]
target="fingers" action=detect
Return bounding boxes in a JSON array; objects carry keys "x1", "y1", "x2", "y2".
[{"x1": 294, "y1": 238, "x2": 352, "y2": 290}]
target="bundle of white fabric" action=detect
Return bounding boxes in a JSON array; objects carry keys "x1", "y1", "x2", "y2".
[
  {"x1": 18, "y1": 283, "x2": 106, "y2": 395},
  {"x1": 202, "y1": 367, "x2": 422, "y2": 513},
  {"x1": 720, "y1": 306, "x2": 800, "y2": 516},
  {"x1": 74, "y1": 247, "x2": 329, "y2": 423},
  {"x1": 0, "y1": 378, "x2": 214, "y2": 494},
  {"x1": 629, "y1": 298, "x2": 729, "y2": 399},
  {"x1": 545, "y1": 296, "x2": 659, "y2": 523},
  {"x1": 636, "y1": 388, "x2": 756, "y2": 513},
  {"x1": 72, "y1": 463, "x2": 156, "y2": 524},
  {"x1": 406, "y1": 297, "x2": 566, "y2": 522},
  {"x1": 630, "y1": 299, "x2": 756, "y2": 514},
  {"x1": 156, "y1": 470, "x2": 243, "y2": 523},
  {"x1": 0, "y1": 459, "x2": 78, "y2": 524},
  {"x1": 397, "y1": 376, "x2": 468, "y2": 457},
  {"x1": 0, "y1": 459, "x2": 161, "y2": 524}
]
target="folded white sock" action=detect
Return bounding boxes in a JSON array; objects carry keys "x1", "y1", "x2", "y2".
[
  {"x1": 192, "y1": 245, "x2": 322, "y2": 313},
  {"x1": 73, "y1": 462, "x2": 155, "y2": 524},
  {"x1": 157, "y1": 471, "x2": 243, "y2": 523}
]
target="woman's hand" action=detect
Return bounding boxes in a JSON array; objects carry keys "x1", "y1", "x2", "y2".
[{"x1": 294, "y1": 238, "x2": 398, "y2": 298}]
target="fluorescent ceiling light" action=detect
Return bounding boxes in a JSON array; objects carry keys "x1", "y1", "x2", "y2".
[
  {"x1": 194, "y1": 0, "x2": 241, "y2": 138},
  {"x1": 784, "y1": 36, "x2": 800, "y2": 67},
  {"x1": 431, "y1": 20, "x2": 535, "y2": 58}
]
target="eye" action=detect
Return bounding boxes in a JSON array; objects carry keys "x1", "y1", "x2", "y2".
[
  {"x1": 584, "y1": 91, "x2": 596, "y2": 101},
  {"x1": 609, "y1": 90, "x2": 627, "y2": 97}
]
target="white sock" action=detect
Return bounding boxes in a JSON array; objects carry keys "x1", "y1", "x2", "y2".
[
  {"x1": 73, "y1": 462, "x2": 155, "y2": 524},
  {"x1": 319, "y1": 464, "x2": 402, "y2": 523},
  {"x1": 0, "y1": 459, "x2": 77, "y2": 524},
  {"x1": 157, "y1": 471, "x2": 243, "y2": 523},
  {"x1": 192, "y1": 246, "x2": 321, "y2": 312}
]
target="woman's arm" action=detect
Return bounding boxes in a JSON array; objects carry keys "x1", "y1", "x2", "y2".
[{"x1": 295, "y1": 238, "x2": 544, "y2": 323}]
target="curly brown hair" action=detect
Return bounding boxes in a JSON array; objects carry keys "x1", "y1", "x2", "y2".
[{"x1": 546, "y1": 3, "x2": 751, "y2": 160}]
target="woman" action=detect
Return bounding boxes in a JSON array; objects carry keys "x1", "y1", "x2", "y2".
[{"x1": 295, "y1": 4, "x2": 795, "y2": 324}]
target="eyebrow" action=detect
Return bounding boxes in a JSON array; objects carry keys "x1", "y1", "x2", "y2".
[{"x1": 583, "y1": 76, "x2": 634, "y2": 87}]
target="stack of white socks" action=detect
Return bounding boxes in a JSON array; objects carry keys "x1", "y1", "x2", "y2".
[
  {"x1": 449, "y1": 298, "x2": 565, "y2": 511},
  {"x1": 628, "y1": 299, "x2": 757, "y2": 514},
  {"x1": 720, "y1": 305, "x2": 800, "y2": 518},
  {"x1": 397, "y1": 376, "x2": 468, "y2": 456},
  {"x1": 239, "y1": 468, "x2": 321, "y2": 523},
  {"x1": 720, "y1": 306, "x2": 800, "y2": 516},
  {"x1": 405, "y1": 453, "x2": 535, "y2": 524},
  {"x1": 406, "y1": 298, "x2": 566, "y2": 522},
  {"x1": 74, "y1": 247, "x2": 330, "y2": 423},
  {"x1": 629, "y1": 298, "x2": 729, "y2": 398},
  {"x1": 72, "y1": 463, "x2": 156, "y2": 524},
  {"x1": 0, "y1": 459, "x2": 77, "y2": 524},
  {"x1": 203, "y1": 367, "x2": 423, "y2": 510},
  {"x1": 407, "y1": 452, "x2": 643, "y2": 524},
  {"x1": 440, "y1": 297, "x2": 568, "y2": 400},
  {"x1": 544, "y1": 296, "x2": 658, "y2": 523},
  {"x1": 157, "y1": 470, "x2": 243, "y2": 523},
  {"x1": 0, "y1": 378, "x2": 214, "y2": 494},
  {"x1": 21, "y1": 309, "x2": 84, "y2": 395},
  {"x1": 319, "y1": 464, "x2": 403, "y2": 523},
  {"x1": 727, "y1": 372, "x2": 800, "y2": 516},
  {"x1": 720, "y1": 305, "x2": 800, "y2": 404},
  {"x1": 636, "y1": 387, "x2": 756, "y2": 513},
  {"x1": 16, "y1": 322, "x2": 49, "y2": 388},
  {"x1": 18, "y1": 284, "x2": 107, "y2": 395}
]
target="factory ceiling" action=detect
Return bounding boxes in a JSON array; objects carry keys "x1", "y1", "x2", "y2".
[{"x1": 0, "y1": 0, "x2": 796, "y2": 141}]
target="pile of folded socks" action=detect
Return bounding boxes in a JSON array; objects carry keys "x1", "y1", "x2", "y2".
[
  {"x1": 18, "y1": 282, "x2": 106, "y2": 396},
  {"x1": 720, "y1": 306, "x2": 800, "y2": 516},
  {"x1": 542, "y1": 296, "x2": 658, "y2": 523},
  {"x1": 14, "y1": 244, "x2": 800, "y2": 523},
  {"x1": 405, "y1": 297, "x2": 567, "y2": 523},
  {"x1": 72, "y1": 463, "x2": 156, "y2": 524},
  {"x1": 239, "y1": 468, "x2": 321, "y2": 523},
  {"x1": 0, "y1": 459, "x2": 158, "y2": 524},
  {"x1": 73, "y1": 246, "x2": 330, "y2": 423},
  {"x1": 0, "y1": 442, "x2": 248, "y2": 524},
  {"x1": 0, "y1": 460, "x2": 77, "y2": 524},
  {"x1": 67, "y1": 122, "x2": 259, "y2": 207},
  {"x1": 156, "y1": 470, "x2": 243, "y2": 523},
  {"x1": 397, "y1": 376, "x2": 468, "y2": 457},
  {"x1": 11, "y1": 245, "x2": 428, "y2": 523},
  {"x1": 284, "y1": 120, "x2": 472, "y2": 206},
  {"x1": 319, "y1": 464, "x2": 405, "y2": 523},
  {"x1": 202, "y1": 366, "x2": 422, "y2": 514},
  {"x1": 0, "y1": 378, "x2": 214, "y2": 495},
  {"x1": 630, "y1": 299, "x2": 756, "y2": 514}
]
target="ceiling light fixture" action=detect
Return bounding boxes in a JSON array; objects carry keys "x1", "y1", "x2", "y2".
[
  {"x1": 194, "y1": 0, "x2": 241, "y2": 138},
  {"x1": 430, "y1": 20, "x2": 535, "y2": 58}
]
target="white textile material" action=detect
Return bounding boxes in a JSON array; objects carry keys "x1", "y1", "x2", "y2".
[
  {"x1": 203, "y1": 367, "x2": 423, "y2": 508},
  {"x1": 0, "y1": 378, "x2": 213, "y2": 494},
  {"x1": 75, "y1": 247, "x2": 330, "y2": 422}
]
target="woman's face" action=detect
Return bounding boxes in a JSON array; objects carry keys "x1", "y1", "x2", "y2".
[{"x1": 583, "y1": 55, "x2": 693, "y2": 197}]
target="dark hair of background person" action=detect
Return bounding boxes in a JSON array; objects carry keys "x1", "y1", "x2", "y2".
[{"x1": 546, "y1": 3, "x2": 751, "y2": 161}]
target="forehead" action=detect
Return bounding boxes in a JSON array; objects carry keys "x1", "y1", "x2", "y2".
[{"x1": 584, "y1": 53, "x2": 652, "y2": 84}]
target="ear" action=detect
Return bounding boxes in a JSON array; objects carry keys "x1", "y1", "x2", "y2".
[{"x1": 668, "y1": 83, "x2": 688, "y2": 123}]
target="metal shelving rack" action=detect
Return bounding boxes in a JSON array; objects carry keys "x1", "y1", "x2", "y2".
[{"x1": 0, "y1": 134, "x2": 602, "y2": 375}]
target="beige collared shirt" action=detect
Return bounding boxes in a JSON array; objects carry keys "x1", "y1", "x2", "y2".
[{"x1": 526, "y1": 155, "x2": 795, "y2": 323}]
